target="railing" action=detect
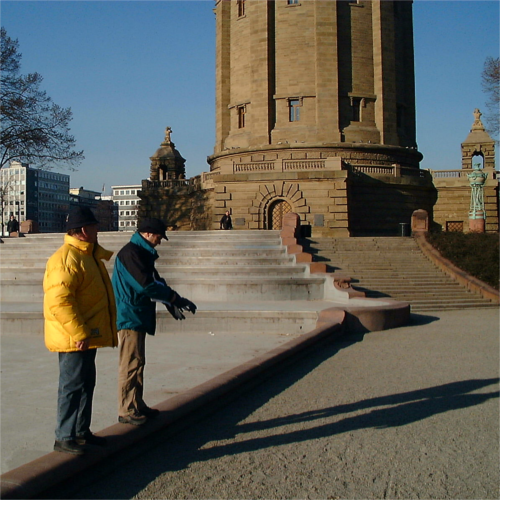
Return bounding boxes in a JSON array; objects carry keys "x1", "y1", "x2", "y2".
[
  {"x1": 430, "y1": 169, "x2": 499, "y2": 180},
  {"x1": 350, "y1": 164, "x2": 395, "y2": 176},
  {"x1": 348, "y1": 164, "x2": 427, "y2": 178},
  {"x1": 142, "y1": 178, "x2": 201, "y2": 192},
  {"x1": 284, "y1": 160, "x2": 326, "y2": 171},
  {"x1": 233, "y1": 159, "x2": 329, "y2": 173},
  {"x1": 234, "y1": 162, "x2": 275, "y2": 173}
]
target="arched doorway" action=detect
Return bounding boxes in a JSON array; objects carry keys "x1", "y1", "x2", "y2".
[{"x1": 268, "y1": 199, "x2": 292, "y2": 230}]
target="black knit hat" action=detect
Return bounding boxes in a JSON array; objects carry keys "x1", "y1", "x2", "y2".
[
  {"x1": 66, "y1": 207, "x2": 99, "y2": 230},
  {"x1": 138, "y1": 218, "x2": 168, "y2": 240}
]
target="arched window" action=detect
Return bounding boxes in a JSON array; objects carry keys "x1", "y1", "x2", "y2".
[{"x1": 472, "y1": 152, "x2": 484, "y2": 168}]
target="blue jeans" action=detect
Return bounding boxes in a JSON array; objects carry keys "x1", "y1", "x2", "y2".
[{"x1": 55, "y1": 349, "x2": 97, "y2": 441}]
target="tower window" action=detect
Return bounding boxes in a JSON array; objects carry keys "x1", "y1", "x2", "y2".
[
  {"x1": 238, "y1": 105, "x2": 246, "y2": 128},
  {"x1": 289, "y1": 99, "x2": 301, "y2": 122},
  {"x1": 351, "y1": 97, "x2": 362, "y2": 122},
  {"x1": 237, "y1": 0, "x2": 245, "y2": 17}
]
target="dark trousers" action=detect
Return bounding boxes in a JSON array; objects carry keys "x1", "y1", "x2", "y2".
[{"x1": 56, "y1": 349, "x2": 97, "y2": 441}]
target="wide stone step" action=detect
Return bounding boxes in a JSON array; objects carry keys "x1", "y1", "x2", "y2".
[
  {"x1": 0, "y1": 301, "x2": 324, "y2": 336},
  {"x1": 410, "y1": 302, "x2": 499, "y2": 312},
  {"x1": 0, "y1": 247, "x2": 291, "y2": 260},
  {"x1": 0, "y1": 276, "x2": 326, "y2": 303},
  {"x1": 0, "y1": 256, "x2": 296, "y2": 272},
  {"x1": 1, "y1": 265, "x2": 309, "y2": 281}
]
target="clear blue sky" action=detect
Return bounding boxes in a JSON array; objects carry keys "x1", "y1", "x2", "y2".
[{"x1": 1, "y1": 0, "x2": 500, "y2": 194}]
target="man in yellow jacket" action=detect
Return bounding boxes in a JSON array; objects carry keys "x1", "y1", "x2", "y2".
[{"x1": 43, "y1": 207, "x2": 117, "y2": 455}]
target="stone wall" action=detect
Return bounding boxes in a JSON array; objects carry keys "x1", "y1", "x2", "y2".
[
  {"x1": 347, "y1": 174, "x2": 437, "y2": 236},
  {"x1": 212, "y1": 169, "x2": 349, "y2": 237},
  {"x1": 431, "y1": 173, "x2": 499, "y2": 233}
]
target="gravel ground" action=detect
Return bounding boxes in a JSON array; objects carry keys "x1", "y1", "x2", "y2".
[{"x1": 64, "y1": 309, "x2": 500, "y2": 500}]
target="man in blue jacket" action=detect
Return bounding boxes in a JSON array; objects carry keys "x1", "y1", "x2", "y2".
[{"x1": 112, "y1": 218, "x2": 196, "y2": 426}]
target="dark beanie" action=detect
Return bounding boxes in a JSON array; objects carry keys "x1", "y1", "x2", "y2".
[
  {"x1": 66, "y1": 207, "x2": 99, "y2": 231},
  {"x1": 138, "y1": 218, "x2": 168, "y2": 240}
]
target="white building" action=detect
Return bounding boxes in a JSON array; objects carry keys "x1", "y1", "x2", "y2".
[
  {"x1": 111, "y1": 184, "x2": 141, "y2": 231},
  {"x1": 1, "y1": 161, "x2": 70, "y2": 234}
]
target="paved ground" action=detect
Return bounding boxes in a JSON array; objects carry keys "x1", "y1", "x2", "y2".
[
  {"x1": 46, "y1": 308, "x2": 500, "y2": 500},
  {"x1": 1, "y1": 299, "x2": 346, "y2": 474},
  {"x1": 0, "y1": 329, "x2": 293, "y2": 474}
]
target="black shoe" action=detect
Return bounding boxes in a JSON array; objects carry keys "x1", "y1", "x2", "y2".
[
  {"x1": 141, "y1": 407, "x2": 160, "y2": 418},
  {"x1": 54, "y1": 440, "x2": 86, "y2": 455},
  {"x1": 118, "y1": 414, "x2": 147, "y2": 426},
  {"x1": 76, "y1": 432, "x2": 108, "y2": 447}
]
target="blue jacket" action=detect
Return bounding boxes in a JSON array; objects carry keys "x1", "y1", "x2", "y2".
[{"x1": 112, "y1": 232, "x2": 177, "y2": 335}]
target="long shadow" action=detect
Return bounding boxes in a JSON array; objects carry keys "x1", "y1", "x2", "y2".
[{"x1": 58, "y1": 330, "x2": 499, "y2": 499}]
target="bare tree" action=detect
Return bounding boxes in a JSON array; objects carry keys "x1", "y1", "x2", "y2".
[
  {"x1": 481, "y1": 56, "x2": 500, "y2": 141},
  {"x1": 1, "y1": 27, "x2": 84, "y2": 170}
]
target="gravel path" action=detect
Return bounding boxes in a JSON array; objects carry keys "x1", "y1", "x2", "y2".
[{"x1": 65, "y1": 309, "x2": 500, "y2": 500}]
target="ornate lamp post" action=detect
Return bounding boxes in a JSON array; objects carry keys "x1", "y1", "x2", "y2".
[{"x1": 467, "y1": 164, "x2": 488, "y2": 232}]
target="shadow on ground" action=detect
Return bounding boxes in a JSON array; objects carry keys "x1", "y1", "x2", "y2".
[{"x1": 44, "y1": 316, "x2": 497, "y2": 500}]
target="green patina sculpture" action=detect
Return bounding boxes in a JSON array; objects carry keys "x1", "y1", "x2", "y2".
[{"x1": 467, "y1": 165, "x2": 488, "y2": 220}]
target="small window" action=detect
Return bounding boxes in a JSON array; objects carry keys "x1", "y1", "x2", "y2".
[
  {"x1": 287, "y1": 0, "x2": 299, "y2": 5},
  {"x1": 238, "y1": 105, "x2": 246, "y2": 129},
  {"x1": 289, "y1": 99, "x2": 301, "y2": 122},
  {"x1": 446, "y1": 221, "x2": 464, "y2": 233},
  {"x1": 237, "y1": 0, "x2": 245, "y2": 17},
  {"x1": 351, "y1": 97, "x2": 362, "y2": 122}
]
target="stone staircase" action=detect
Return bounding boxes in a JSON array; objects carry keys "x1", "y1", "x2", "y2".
[
  {"x1": 302, "y1": 236, "x2": 499, "y2": 312},
  {"x1": 1, "y1": 230, "x2": 341, "y2": 336},
  {"x1": 0, "y1": 231, "x2": 326, "y2": 303}
]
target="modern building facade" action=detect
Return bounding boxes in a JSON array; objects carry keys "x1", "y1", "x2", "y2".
[
  {"x1": 1, "y1": 161, "x2": 70, "y2": 234},
  {"x1": 112, "y1": 184, "x2": 142, "y2": 231}
]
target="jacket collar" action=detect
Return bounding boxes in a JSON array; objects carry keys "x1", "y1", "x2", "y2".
[
  {"x1": 130, "y1": 231, "x2": 159, "y2": 259},
  {"x1": 64, "y1": 234, "x2": 113, "y2": 261}
]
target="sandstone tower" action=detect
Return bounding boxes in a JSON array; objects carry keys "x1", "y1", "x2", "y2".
[{"x1": 207, "y1": 0, "x2": 435, "y2": 236}]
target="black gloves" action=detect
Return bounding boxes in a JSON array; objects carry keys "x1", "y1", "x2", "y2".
[
  {"x1": 164, "y1": 303, "x2": 186, "y2": 321},
  {"x1": 173, "y1": 295, "x2": 197, "y2": 314},
  {"x1": 163, "y1": 294, "x2": 197, "y2": 320}
]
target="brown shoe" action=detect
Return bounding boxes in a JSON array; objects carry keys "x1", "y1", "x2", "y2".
[{"x1": 118, "y1": 414, "x2": 147, "y2": 426}]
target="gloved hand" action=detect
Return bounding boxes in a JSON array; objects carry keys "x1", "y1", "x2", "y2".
[
  {"x1": 164, "y1": 303, "x2": 186, "y2": 320},
  {"x1": 173, "y1": 295, "x2": 197, "y2": 314}
]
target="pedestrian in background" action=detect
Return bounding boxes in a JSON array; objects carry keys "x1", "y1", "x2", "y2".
[
  {"x1": 43, "y1": 207, "x2": 117, "y2": 455},
  {"x1": 220, "y1": 210, "x2": 232, "y2": 230},
  {"x1": 112, "y1": 218, "x2": 196, "y2": 426},
  {"x1": 7, "y1": 213, "x2": 19, "y2": 235}
]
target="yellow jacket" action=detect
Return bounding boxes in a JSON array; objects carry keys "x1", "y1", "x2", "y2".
[{"x1": 43, "y1": 235, "x2": 117, "y2": 352}]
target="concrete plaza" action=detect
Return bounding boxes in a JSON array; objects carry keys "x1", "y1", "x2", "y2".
[{"x1": 1, "y1": 307, "x2": 500, "y2": 500}]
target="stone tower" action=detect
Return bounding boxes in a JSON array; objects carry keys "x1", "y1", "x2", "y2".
[
  {"x1": 461, "y1": 109, "x2": 496, "y2": 170},
  {"x1": 207, "y1": 0, "x2": 433, "y2": 236},
  {"x1": 212, "y1": 0, "x2": 418, "y2": 154},
  {"x1": 149, "y1": 127, "x2": 186, "y2": 181}
]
